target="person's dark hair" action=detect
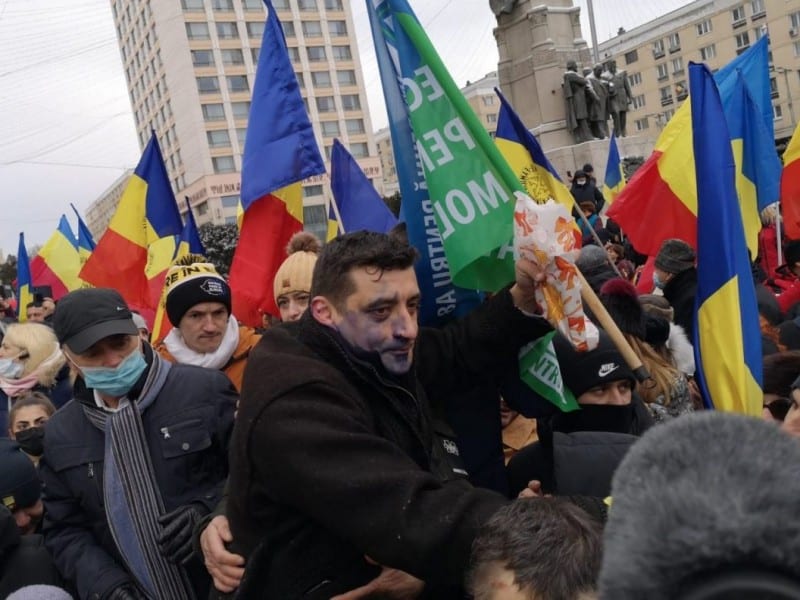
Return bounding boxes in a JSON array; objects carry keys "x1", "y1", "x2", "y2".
[
  {"x1": 26, "y1": 302, "x2": 42, "y2": 310},
  {"x1": 8, "y1": 392, "x2": 56, "y2": 430},
  {"x1": 762, "y1": 351, "x2": 800, "y2": 397},
  {"x1": 311, "y1": 231, "x2": 418, "y2": 308},
  {"x1": 469, "y1": 498, "x2": 602, "y2": 600}
]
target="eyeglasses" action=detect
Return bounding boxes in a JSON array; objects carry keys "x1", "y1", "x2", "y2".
[{"x1": 765, "y1": 397, "x2": 793, "y2": 421}]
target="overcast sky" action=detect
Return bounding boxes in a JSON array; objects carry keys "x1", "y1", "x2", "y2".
[{"x1": 0, "y1": 0, "x2": 691, "y2": 256}]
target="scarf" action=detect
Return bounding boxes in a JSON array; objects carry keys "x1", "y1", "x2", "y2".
[
  {"x1": 82, "y1": 353, "x2": 194, "y2": 600},
  {"x1": 163, "y1": 315, "x2": 240, "y2": 371},
  {"x1": 0, "y1": 343, "x2": 63, "y2": 397}
]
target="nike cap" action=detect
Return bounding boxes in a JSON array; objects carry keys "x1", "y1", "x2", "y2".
[
  {"x1": 53, "y1": 288, "x2": 139, "y2": 354},
  {"x1": 554, "y1": 329, "x2": 636, "y2": 399}
]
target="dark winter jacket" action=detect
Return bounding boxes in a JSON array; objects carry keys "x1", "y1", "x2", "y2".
[
  {"x1": 506, "y1": 396, "x2": 653, "y2": 497},
  {"x1": 228, "y1": 289, "x2": 552, "y2": 598},
  {"x1": 0, "y1": 365, "x2": 72, "y2": 437},
  {"x1": 662, "y1": 267, "x2": 699, "y2": 337},
  {"x1": 40, "y1": 346, "x2": 237, "y2": 600},
  {"x1": 570, "y1": 181, "x2": 605, "y2": 215},
  {"x1": 0, "y1": 506, "x2": 64, "y2": 598}
]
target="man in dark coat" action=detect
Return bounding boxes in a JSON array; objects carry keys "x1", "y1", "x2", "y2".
[
  {"x1": 653, "y1": 239, "x2": 698, "y2": 337},
  {"x1": 40, "y1": 288, "x2": 236, "y2": 600},
  {"x1": 228, "y1": 231, "x2": 552, "y2": 598}
]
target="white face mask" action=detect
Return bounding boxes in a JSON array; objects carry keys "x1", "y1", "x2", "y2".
[
  {"x1": 0, "y1": 358, "x2": 24, "y2": 379},
  {"x1": 576, "y1": 179, "x2": 587, "y2": 186}
]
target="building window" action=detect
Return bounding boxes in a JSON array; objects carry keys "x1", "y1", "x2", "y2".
[
  {"x1": 794, "y1": 41, "x2": 800, "y2": 58},
  {"x1": 272, "y1": 0, "x2": 289, "y2": 8},
  {"x1": 227, "y1": 75, "x2": 249, "y2": 93},
  {"x1": 185, "y1": 22, "x2": 210, "y2": 40},
  {"x1": 311, "y1": 71, "x2": 332, "y2": 87},
  {"x1": 660, "y1": 86, "x2": 673, "y2": 106},
  {"x1": 750, "y1": 0, "x2": 765, "y2": 18},
  {"x1": 221, "y1": 195, "x2": 240, "y2": 208},
  {"x1": 231, "y1": 101, "x2": 250, "y2": 119},
  {"x1": 482, "y1": 95, "x2": 496, "y2": 106},
  {"x1": 236, "y1": 128, "x2": 246, "y2": 146},
  {"x1": 207, "y1": 129, "x2": 231, "y2": 147},
  {"x1": 283, "y1": 22, "x2": 295, "y2": 37},
  {"x1": 791, "y1": 11, "x2": 800, "y2": 29},
  {"x1": 287, "y1": 46, "x2": 300, "y2": 62},
  {"x1": 211, "y1": 0, "x2": 233, "y2": 10},
  {"x1": 350, "y1": 142, "x2": 369, "y2": 158},
  {"x1": 191, "y1": 49, "x2": 214, "y2": 67},
  {"x1": 696, "y1": 19, "x2": 712, "y2": 35},
  {"x1": 624, "y1": 49, "x2": 638, "y2": 65},
  {"x1": 732, "y1": 5, "x2": 746, "y2": 26},
  {"x1": 298, "y1": 0, "x2": 317, "y2": 11},
  {"x1": 216, "y1": 21, "x2": 238, "y2": 39},
  {"x1": 774, "y1": 104, "x2": 783, "y2": 120},
  {"x1": 341, "y1": 94, "x2": 360, "y2": 111},
  {"x1": 628, "y1": 72, "x2": 642, "y2": 87},
  {"x1": 735, "y1": 31, "x2": 750, "y2": 51},
  {"x1": 316, "y1": 96, "x2": 336, "y2": 112},
  {"x1": 700, "y1": 44, "x2": 717, "y2": 61},
  {"x1": 668, "y1": 33, "x2": 681, "y2": 52},
  {"x1": 181, "y1": 0, "x2": 205, "y2": 10},
  {"x1": 634, "y1": 117, "x2": 649, "y2": 131},
  {"x1": 675, "y1": 80, "x2": 688, "y2": 100},
  {"x1": 346, "y1": 118, "x2": 364, "y2": 134},
  {"x1": 337, "y1": 69, "x2": 357, "y2": 86},
  {"x1": 243, "y1": 0, "x2": 265, "y2": 10},
  {"x1": 324, "y1": 0, "x2": 343, "y2": 9},
  {"x1": 672, "y1": 57, "x2": 684, "y2": 75},
  {"x1": 304, "y1": 186, "x2": 324, "y2": 198},
  {"x1": 332, "y1": 45, "x2": 352, "y2": 61},
  {"x1": 656, "y1": 63, "x2": 669, "y2": 81},
  {"x1": 486, "y1": 113, "x2": 497, "y2": 124},
  {"x1": 197, "y1": 201, "x2": 209, "y2": 216},
  {"x1": 251, "y1": 47, "x2": 260, "y2": 64},
  {"x1": 631, "y1": 94, "x2": 646, "y2": 109},
  {"x1": 202, "y1": 103, "x2": 226, "y2": 121},
  {"x1": 652, "y1": 39, "x2": 665, "y2": 58},
  {"x1": 221, "y1": 49, "x2": 244, "y2": 65},
  {"x1": 770, "y1": 76, "x2": 779, "y2": 98},
  {"x1": 246, "y1": 21, "x2": 265, "y2": 38},
  {"x1": 296, "y1": 72, "x2": 305, "y2": 88},
  {"x1": 212, "y1": 156, "x2": 236, "y2": 173},
  {"x1": 307, "y1": 46, "x2": 327, "y2": 62},
  {"x1": 754, "y1": 25, "x2": 767, "y2": 40},
  {"x1": 197, "y1": 76, "x2": 221, "y2": 94},
  {"x1": 328, "y1": 20, "x2": 347, "y2": 36},
  {"x1": 302, "y1": 21, "x2": 323, "y2": 37},
  {"x1": 321, "y1": 121, "x2": 340, "y2": 136}
]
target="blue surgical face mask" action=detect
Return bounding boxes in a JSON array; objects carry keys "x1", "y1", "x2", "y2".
[
  {"x1": 653, "y1": 272, "x2": 666, "y2": 290},
  {"x1": 0, "y1": 358, "x2": 24, "y2": 379},
  {"x1": 81, "y1": 346, "x2": 147, "y2": 398}
]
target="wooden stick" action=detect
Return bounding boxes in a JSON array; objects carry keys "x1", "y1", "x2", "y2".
[{"x1": 576, "y1": 268, "x2": 650, "y2": 383}]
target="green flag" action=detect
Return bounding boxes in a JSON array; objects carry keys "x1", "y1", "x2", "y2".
[{"x1": 519, "y1": 332, "x2": 580, "y2": 412}]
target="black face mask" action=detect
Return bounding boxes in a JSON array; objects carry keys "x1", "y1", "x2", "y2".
[
  {"x1": 15, "y1": 426, "x2": 45, "y2": 457},
  {"x1": 550, "y1": 404, "x2": 635, "y2": 435}
]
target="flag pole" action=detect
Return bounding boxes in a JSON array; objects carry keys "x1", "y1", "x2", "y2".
[
  {"x1": 776, "y1": 208, "x2": 784, "y2": 267},
  {"x1": 570, "y1": 196, "x2": 624, "y2": 278},
  {"x1": 329, "y1": 196, "x2": 345, "y2": 235}
]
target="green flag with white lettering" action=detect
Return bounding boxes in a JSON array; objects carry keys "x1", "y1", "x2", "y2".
[{"x1": 519, "y1": 332, "x2": 581, "y2": 411}]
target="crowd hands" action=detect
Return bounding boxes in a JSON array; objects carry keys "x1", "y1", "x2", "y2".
[{"x1": 1, "y1": 219, "x2": 800, "y2": 600}]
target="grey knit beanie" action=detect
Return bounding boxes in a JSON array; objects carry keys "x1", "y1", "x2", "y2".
[
  {"x1": 576, "y1": 245, "x2": 609, "y2": 273},
  {"x1": 7, "y1": 586, "x2": 73, "y2": 599},
  {"x1": 654, "y1": 238, "x2": 695, "y2": 274}
]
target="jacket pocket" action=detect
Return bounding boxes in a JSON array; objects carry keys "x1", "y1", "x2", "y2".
[
  {"x1": 158, "y1": 417, "x2": 212, "y2": 459},
  {"x1": 47, "y1": 443, "x2": 104, "y2": 473}
]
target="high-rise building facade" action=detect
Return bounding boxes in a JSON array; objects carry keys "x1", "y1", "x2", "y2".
[
  {"x1": 85, "y1": 169, "x2": 133, "y2": 240},
  {"x1": 597, "y1": 0, "x2": 799, "y2": 143},
  {"x1": 105, "y1": 0, "x2": 380, "y2": 241}
]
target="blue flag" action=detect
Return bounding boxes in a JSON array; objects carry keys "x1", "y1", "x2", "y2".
[
  {"x1": 690, "y1": 62, "x2": 762, "y2": 415},
  {"x1": 367, "y1": 0, "x2": 482, "y2": 326},
  {"x1": 179, "y1": 199, "x2": 206, "y2": 255},
  {"x1": 330, "y1": 139, "x2": 398, "y2": 235},
  {"x1": 70, "y1": 203, "x2": 96, "y2": 253},
  {"x1": 17, "y1": 233, "x2": 33, "y2": 323}
]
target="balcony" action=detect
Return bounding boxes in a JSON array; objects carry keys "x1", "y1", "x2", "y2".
[
  {"x1": 661, "y1": 96, "x2": 674, "y2": 106},
  {"x1": 652, "y1": 49, "x2": 665, "y2": 59},
  {"x1": 732, "y1": 18, "x2": 747, "y2": 28},
  {"x1": 668, "y1": 44, "x2": 681, "y2": 53}
]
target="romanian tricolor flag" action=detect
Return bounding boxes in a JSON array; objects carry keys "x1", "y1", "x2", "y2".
[
  {"x1": 228, "y1": 0, "x2": 325, "y2": 326},
  {"x1": 16, "y1": 233, "x2": 32, "y2": 323},
  {"x1": 330, "y1": 139, "x2": 397, "y2": 236},
  {"x1": 691, "y1": 62, "x2": 762, "y2": 416},
  {"x1": 781, "y1": 122, "x2": 800, "y2": 239},
  {"x1": 151, "y1": 201, "x2": 206, "y2": 344},
  {"x1": 607, "y1": 37, "x2": 773, "y2": 257},
  {"x1": 79, "y1": 133, "x2": 182, "y2": 311},
  {"x1": 494, "y1": 88, "x2": 576, "y2": 217},
  {"x1": 603, "y1": 133, "x2": 625, "y2": 204},
  {"x1": 326, "y1": 201, "x2": 339, "y2": 241},
  {"x1": 30, "y1": 215, "x2": 81, "y2": 299},
  {"x1": 71, "y1": 203, "x2": 96, "y2": 266}
]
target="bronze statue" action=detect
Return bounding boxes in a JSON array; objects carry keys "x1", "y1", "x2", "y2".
[
  {"x1": 586, "y1": 64, "x2": 610, "y2": 139},
  {"x1": 602, "y1": 59, "x2": 633, "y2": 137},
  {"x1": 563, "y1": 60, "x2": 594, "y2": 144}
]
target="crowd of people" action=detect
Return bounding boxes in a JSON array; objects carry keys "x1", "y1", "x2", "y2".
[{"x1": 1, "y1": 200, "x2": 800, "y2": 600}]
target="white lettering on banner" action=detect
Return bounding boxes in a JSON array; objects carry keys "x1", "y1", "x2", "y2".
[
  {"x1": 443, "y1": 118, "x2": 475, "y2": 151},
  {"x1": 416, "y1": 118, "x2": 475, "y2": 176},
  {"x1": 421, "y1": 200, "x2": 457, "y2": 316},
  {"x1": 403, "y1": 65, "x2": 444, "y2": 112},
  {"x1": 421, "y1": 129, "x2": 454, "y2": 167},
  {"x1": 525, "y1": 342, "x2": 564, "y2": 395},
  {"x1": 433, "y1": 170, "x2": 510, "y2": 239}
]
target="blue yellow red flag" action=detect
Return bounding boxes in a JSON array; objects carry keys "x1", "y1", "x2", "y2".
[
  {"x1": 70, "y1": 203, "x2": 96, "y2": 265},
  {"x1": 326, "y1": 201, "x2": 340, "y2": 242},
  {"x1": 228, "y1": 0, "x2": 325, "y2": 325},
  {"x1": 690, "y1": 61, "x2": 762, "y2": 416},
  {"x1": 29, "y1": 215, "x2": 81, "y2": 299},
  {"x1": 603, "y1": 133, "x2": 626, "y2": 204},
  {"x1": 16, "y1": 233, "x2": 33, "y2": 323}
]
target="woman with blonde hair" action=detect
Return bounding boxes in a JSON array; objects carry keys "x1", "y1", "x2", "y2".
[{"x1": 0, "y1": 323, "x2": 69, "y2": 437}]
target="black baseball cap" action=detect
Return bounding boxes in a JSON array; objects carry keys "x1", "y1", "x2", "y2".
[
  {"x1": 53, "y1": 288, "x2": 139, "y2": 354},
  {"x1": 0, "y1": 439, "x2": 41, "y2": 511}
]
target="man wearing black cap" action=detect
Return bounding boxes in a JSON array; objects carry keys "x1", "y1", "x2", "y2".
[
  {"x1": 653, "y1": 238, "x2": 698, "y2": 336},
  {"x1": 39, "y1": 288, "x2": 236, "y2": 600}
]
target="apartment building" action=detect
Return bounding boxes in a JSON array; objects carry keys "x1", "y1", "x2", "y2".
[
  {"x1": 597, "y1": 0, "x2": 799, "y2": 142},
  {"x1": 94, "y1": 0, "x2": 380, "y2": 242}
]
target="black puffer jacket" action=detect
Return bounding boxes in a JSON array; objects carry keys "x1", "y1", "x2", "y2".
[
  {"x1": 662, "y1": 267, "x2": 699, "y2": 337},
  {"x1": 228, "y1": 289, "x2": 553, "y2": 599},
  {"x1": 0, "y1": 505, "x2": 64, "y2": 597}
]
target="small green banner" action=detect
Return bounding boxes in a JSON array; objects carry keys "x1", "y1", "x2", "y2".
[{"x1": 519, "y1": 331, "x2": 580, "y2": 412}]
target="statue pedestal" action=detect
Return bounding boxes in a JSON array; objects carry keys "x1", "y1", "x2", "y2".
[{"x1": 543, "y1": 134, "x2": 657, "y2": 183}]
